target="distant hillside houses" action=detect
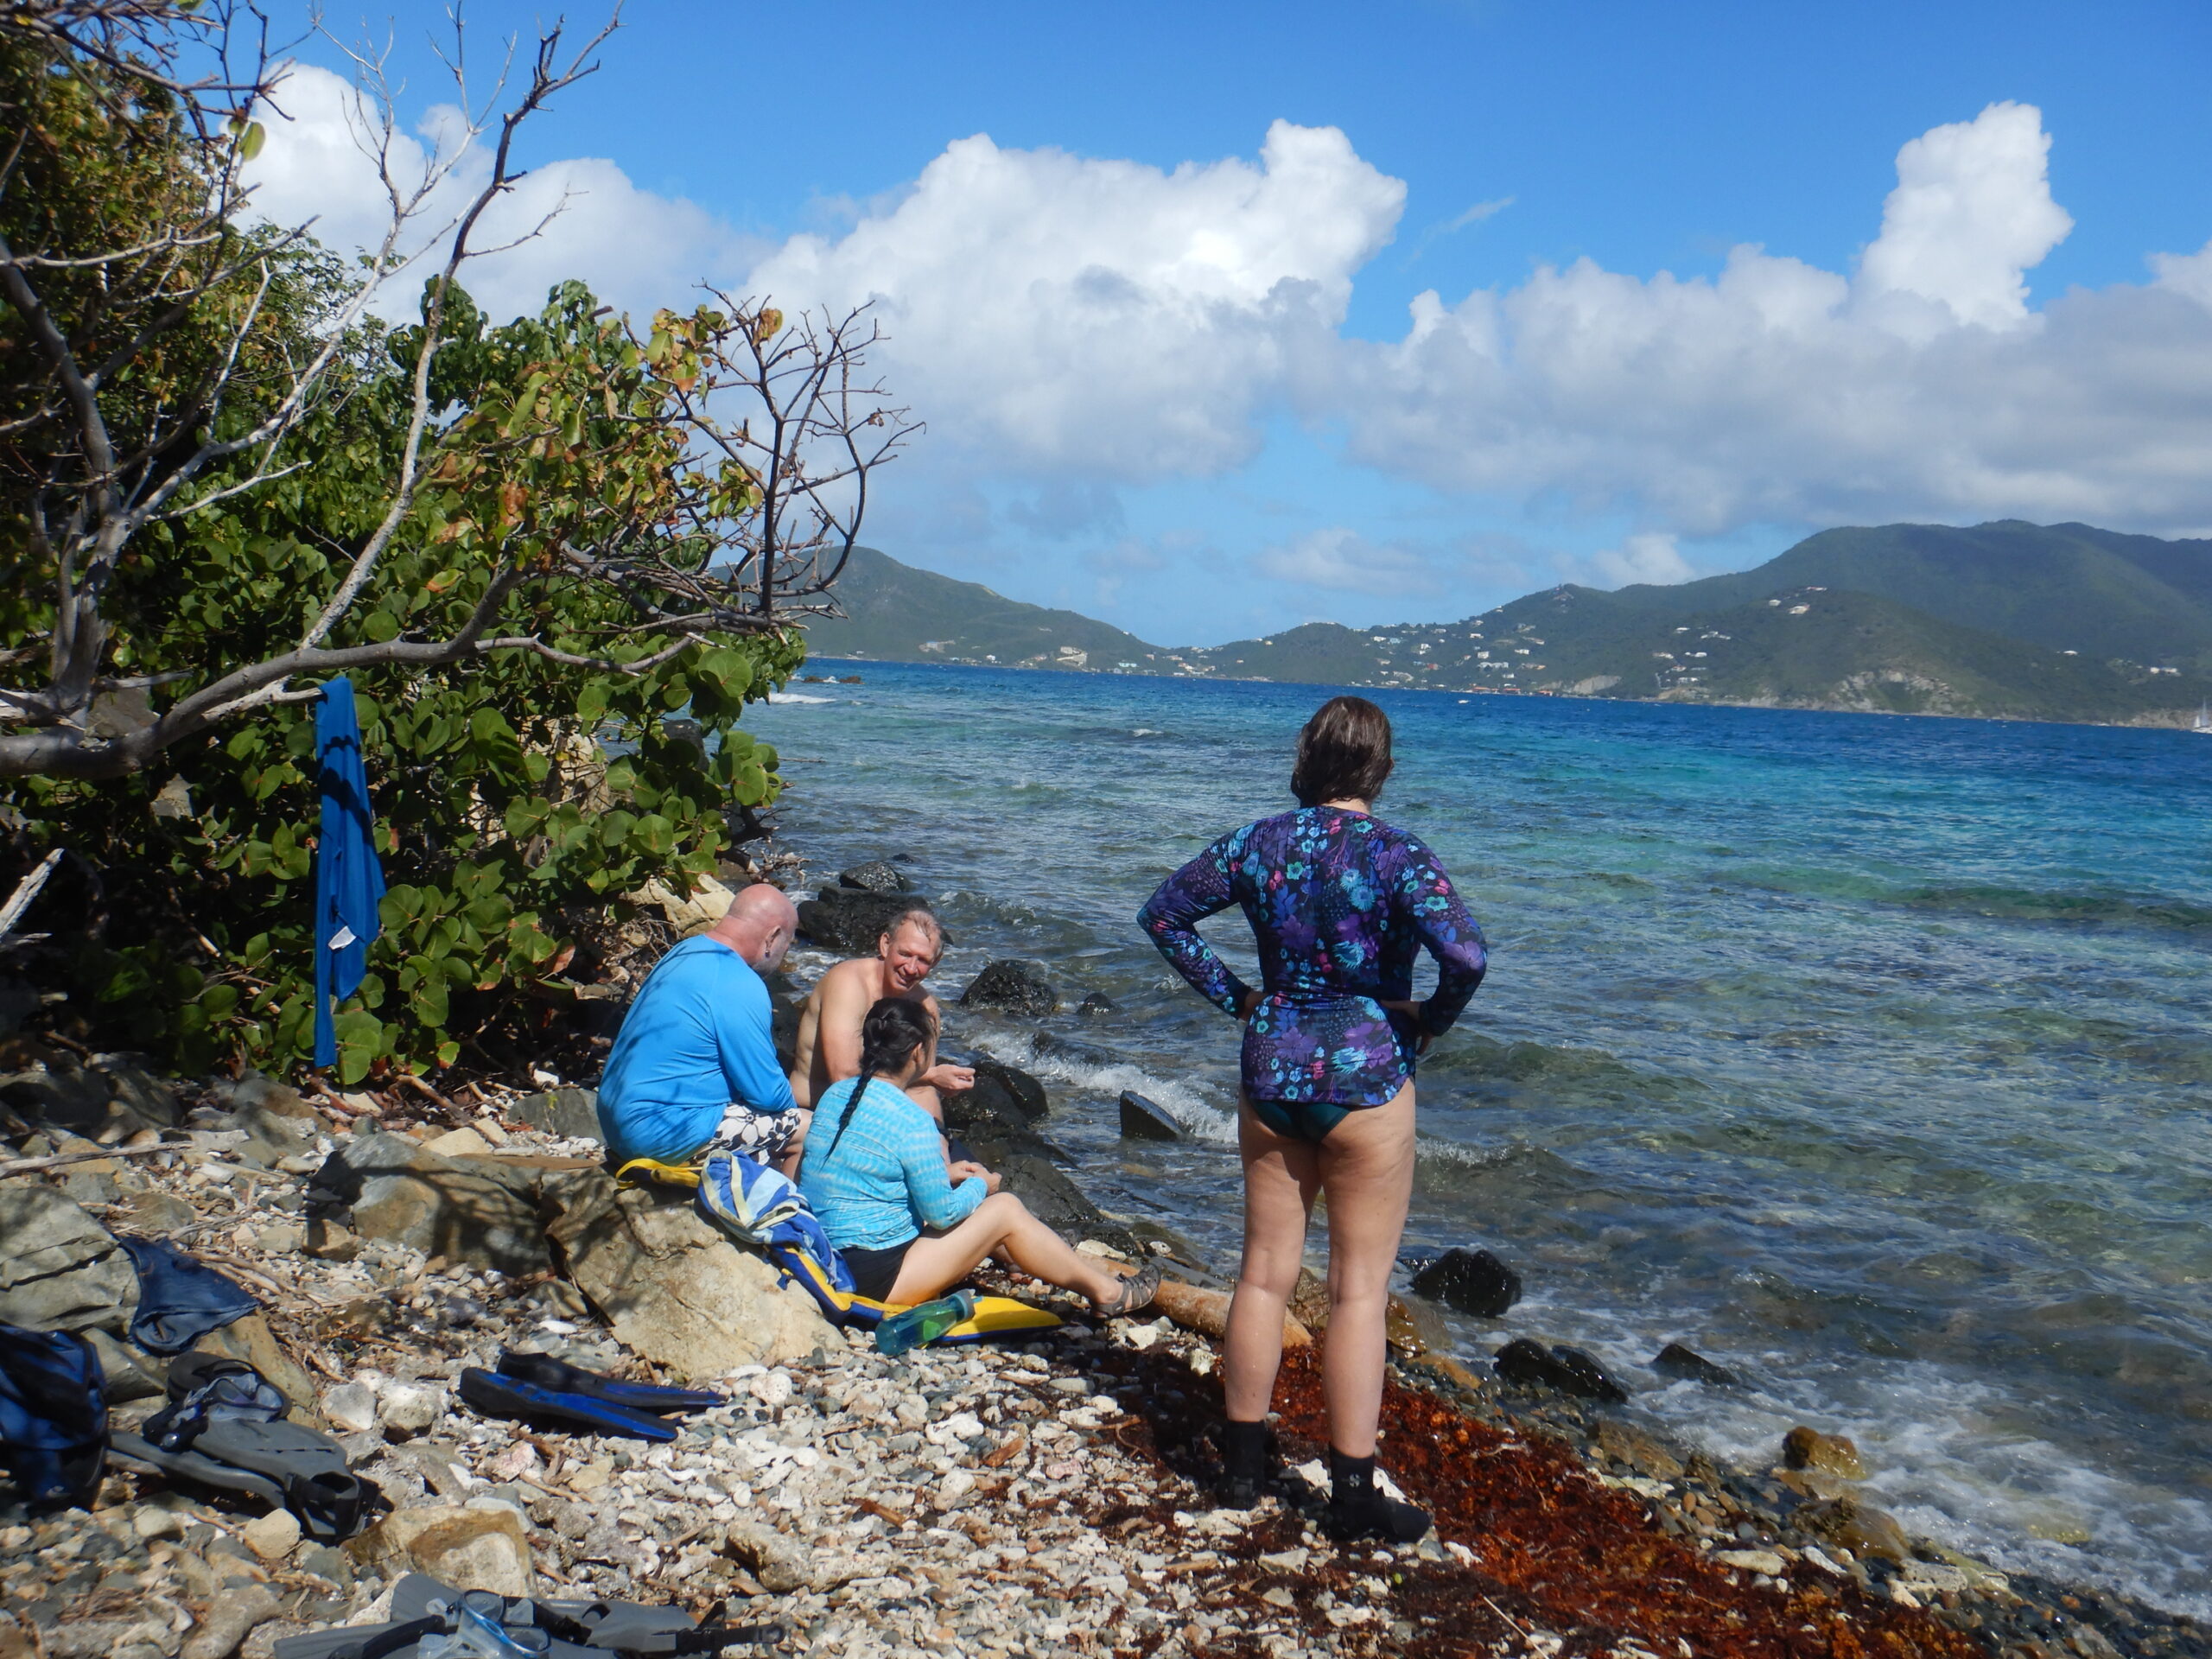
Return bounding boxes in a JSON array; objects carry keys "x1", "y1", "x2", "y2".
[{"x1": 802, "y1": 527, "x2": 2212, "y2": 728}]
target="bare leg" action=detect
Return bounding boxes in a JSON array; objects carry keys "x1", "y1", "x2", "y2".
[
  {"x1": 1315, "y1": 1083, "x2": 1416, "y2": 1457},
  {"x1": 1223, "y1": 1096, "x2": 1322, "y2": 1423},
  {"x1": 886, "y1": 1192, "x2": 1127, "y2": 1307}
]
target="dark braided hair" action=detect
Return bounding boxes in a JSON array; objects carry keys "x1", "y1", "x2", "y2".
[{"x1": 821, "y1": 996, "x2": 938, "y2": 1160}]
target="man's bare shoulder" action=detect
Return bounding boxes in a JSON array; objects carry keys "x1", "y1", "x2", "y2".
[{"x1": 809, "y1": 957, "x2": 880, "y2": 1004}]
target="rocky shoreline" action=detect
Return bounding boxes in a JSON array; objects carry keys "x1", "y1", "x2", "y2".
[{"x1": 1, "y1": 874, "x2": 2205, "y2": 1659}]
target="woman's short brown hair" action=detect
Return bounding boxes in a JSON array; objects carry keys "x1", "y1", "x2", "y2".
[{"x1": 1290, "y1": 696, "x2": 1394, "y2": 807}]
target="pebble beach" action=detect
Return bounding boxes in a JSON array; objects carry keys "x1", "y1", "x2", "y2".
[{"x1": 4, "y1": 1021, "x2": 2206, "y2": 1659}]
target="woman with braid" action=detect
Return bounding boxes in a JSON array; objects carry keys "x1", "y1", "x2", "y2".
[{"x1": 798, "y1": 998, "x2": 1160, "y2": 1315}]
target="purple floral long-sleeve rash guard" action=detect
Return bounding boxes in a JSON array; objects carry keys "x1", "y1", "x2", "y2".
[{"x1": 1139, "y1": 804, "x2": 1488, "y2": 1107}]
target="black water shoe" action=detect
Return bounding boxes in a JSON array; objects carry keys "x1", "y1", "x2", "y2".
[
  {"x1": 1323, "y1": 1447, "x2": 1431, "y2": 1543},
  {"x1": 1216, "y1": 1419, "x2": 1274, "y2": 1508}
]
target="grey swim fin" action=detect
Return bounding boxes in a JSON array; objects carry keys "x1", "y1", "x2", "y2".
[{"x1": 109, "y1": 1414, "x2": 368, "y2": 1540}]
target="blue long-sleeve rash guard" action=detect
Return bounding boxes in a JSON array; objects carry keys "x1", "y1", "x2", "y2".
[{"x1": 595, "y1": 934, "x2": 797, "y2": 1165}]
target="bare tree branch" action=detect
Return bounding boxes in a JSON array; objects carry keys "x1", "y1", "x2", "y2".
[{"x1": 0, "y1": 1, "x2": 908, "y2": 785}]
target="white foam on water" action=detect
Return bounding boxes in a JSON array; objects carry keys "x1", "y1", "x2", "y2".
[
  {"x1": 983, "y1": 1031, "x2": 1241, "y2": 1144},
  {"x1": 1454, "y1": 1282, "x2": 2212, "y2": 1621},
  {"x1": 1684, "y1": 1365, "x2": 2212, "y2": 1620},
  {"x1": 766, "y1": 690, "x2": 836, "y2": 703},
  {"x1": 1132, "y1": 728, "x2": 1163, "y2": 736},
  {"x1": 984, "y1": 1029, "x2": 1569, "y2": 1176}
]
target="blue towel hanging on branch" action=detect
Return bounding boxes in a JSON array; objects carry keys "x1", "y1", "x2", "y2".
[{"x1": 312, "y1": 678, "x2": 385, "y2": 1070}]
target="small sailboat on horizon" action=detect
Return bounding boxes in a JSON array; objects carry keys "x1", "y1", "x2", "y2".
[{"x1": 2195, "y1": 699, "x2": 2211, "y2": 734}]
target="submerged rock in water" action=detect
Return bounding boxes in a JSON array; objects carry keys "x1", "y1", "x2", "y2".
[
  {"x1": 1650, "y1": 1341, "x2": 1741, "y2": 1387},
  {"x1": 940, "y1": 1056, "x2": 1140, "y2": 1257},
  {"x1": 1118, "y1": 1090, "x2": 1181, "y2": 1141},
  {"x1": 1593, "y1": 1417, "x2": 1687, "y2": 1479},
  {"x1": 837, "y1": 860, "x2": 913, "y2": 893},
  {"x1": 1077, "y1": 992, "x2": 1116, "y2": 1016},
  {"x1": 1493, "y1": 1337, "x2": 1630, "y2": 1402},
  {"x1": 1783, "y1": 1424, "x2": 1868, "y2": 1479},
  {"x1": 1797, "y1": 1496, "x2": 1912, "y2": 1563},
  {"x1": 1551, "y1": 1344, "x2": 1630, "y2": 1403},
  {"x1": 1408, "y1": 1246, "x2": 1522, "y2": 1318},
  {"x1": 959, "y1": 959, "x2": 1058, "y2": 1018},
  {"x1": 797, "y1": 887, "x2": 937, "y2": 954}
]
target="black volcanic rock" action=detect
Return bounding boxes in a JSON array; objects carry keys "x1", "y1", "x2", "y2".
[
  {"x1": 939, "y1": 1052, "x2": 1136, "y2": 1256},
  {"x1": 837, "y1": 860, "x2": 913, "y2": 893},
  {"x1": 796, "y1": 887, "x2": 935, "y2": 954},
  {"x1": 1651, "y1": 1342, "x2": 1741, "y2": 1387},
  {"x1": 1408, "y1": 1247, "x2": 1522, "y2": 1318},
  {"x1": 959, "y1": 959, "x2": 1058, "y2": 1018},
  {"x1": 1118, "y1": 1090, "x2": 1181, "y2": 1142},
  {"x1": 1494, "y1": 1337, "x2": 1630, "y2": 1403}
]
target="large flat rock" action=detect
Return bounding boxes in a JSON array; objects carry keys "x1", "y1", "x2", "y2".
[
  {"x1": 310, "y1": 1128, "x2": 551, "y2": 1274},
  {"x1": 0, "y1": 1183, "x2": 137, "y2": 1334},
  {"x1": 543, "y1": 1170, "x2": 839, "y2": 1382}
]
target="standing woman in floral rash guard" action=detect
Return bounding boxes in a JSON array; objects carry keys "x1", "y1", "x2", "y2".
[{"x1": 1139, "y1": 696, "x2": 1486, "y2": 1541}]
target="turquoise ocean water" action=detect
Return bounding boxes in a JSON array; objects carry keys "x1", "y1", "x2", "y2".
[{"x1": 747, "y1": 662, "x2": 2212, "y2": 1614}]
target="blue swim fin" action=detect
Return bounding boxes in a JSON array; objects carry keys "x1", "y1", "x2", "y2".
[
  {"x1": 456, "y1": 1368, "x2": 680, "y2": 1442},
  {"x1": 494, "y1": 1351, "x2": 723, "y2": 1414}
]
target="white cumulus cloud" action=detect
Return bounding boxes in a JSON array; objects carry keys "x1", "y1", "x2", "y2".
[
  {"x1": 243, "y1": 64, "x2": 756, "y2": 325},
  {"x1": 1252, "y1": 528, "x2": 1434, "y2": 595},
  {"x1": 1587, "y1": 532, "x2": 1694, "y2": 588},
  {"x1": 746, "y1": 121, "x2": 1405, "y2": 478},
  {"x1": 1339, "y1": 101, "x2": 2212, "y2": 536},
  {"x1": 240, "y1": 73, "x2": 2212, "y2": 556},
  {"x1": 1856, "y1": 101, "x2": 2075, "y2": 334}
]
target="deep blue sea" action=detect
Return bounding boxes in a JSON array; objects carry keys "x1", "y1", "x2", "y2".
[{"x1": 747, "y1": 662, "x2": 2212, "y2": 1614}]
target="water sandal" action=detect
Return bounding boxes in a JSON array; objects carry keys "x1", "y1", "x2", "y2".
[{"x1": 1096, "y1": 1262, "x2": 1161, "y2": 1318}]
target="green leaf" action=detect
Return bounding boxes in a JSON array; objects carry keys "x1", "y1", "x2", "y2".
[
  {"x1": 697, "y1": 648, "x2": 753, "y2": 697},
  {"x1": 469, "y1": 707, "x2": 527, "y2": 779},
  {"x1": 410, "y1": 977, "x2": 450, "y2": 1028},
  {"x1": 238, "y1": 121, "x2": 266, "y2": 162},
  {"x1": 333, "y1": 1010, "x2": 384, "y2": 1086},
  {"x1": 628, "y1": 814, "x2": 677, "y2": 858}
]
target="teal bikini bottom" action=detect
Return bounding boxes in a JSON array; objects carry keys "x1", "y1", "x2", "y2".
[{"x1": 1246, "y1": 1096, "x2": 1357, "y2": 1144}]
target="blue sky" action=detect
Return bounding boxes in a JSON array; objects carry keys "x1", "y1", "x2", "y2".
[{"x1": 265, "y1": 1, "x2": 2212, "y2": 644}]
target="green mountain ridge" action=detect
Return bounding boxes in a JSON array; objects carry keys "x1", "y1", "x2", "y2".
[
  {"x1": 798, "y1": 524, "x2": 2212, "y2": 728},
  {"x1": 798, "y1": 546, "x2": 1158, "y2": 671}
]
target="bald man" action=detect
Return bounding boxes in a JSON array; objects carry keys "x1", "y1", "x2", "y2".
[{"x1": 595, "y1": 884, "x2": 811, "y2": 1174}]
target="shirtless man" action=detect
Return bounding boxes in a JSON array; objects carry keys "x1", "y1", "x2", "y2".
[{"x1": 787, "y1": 905, "x2": 976, "y2": 1127}]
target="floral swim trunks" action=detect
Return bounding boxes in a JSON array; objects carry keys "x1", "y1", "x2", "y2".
[{"x1": 707, "y1": 1101, "x2": 804, "y2": 1164}]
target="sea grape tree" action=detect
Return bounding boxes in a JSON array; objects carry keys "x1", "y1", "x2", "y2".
[{"x1": 0, "y1": 1, "x2": 913, "y2": 1080}]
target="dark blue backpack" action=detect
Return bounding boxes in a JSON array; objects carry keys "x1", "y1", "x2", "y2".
[{"x1": 0, "y1": 1324, "x2": 107, "y2": 1511}]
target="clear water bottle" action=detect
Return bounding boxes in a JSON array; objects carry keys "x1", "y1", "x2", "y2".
[{"x1": 874, "y1": 1289, "x2": 978, "y2": 1356}]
